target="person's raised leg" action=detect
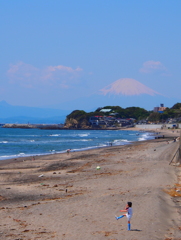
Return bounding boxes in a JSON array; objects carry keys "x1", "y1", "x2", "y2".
[{"x1": 115, "y1": 214, "x2": 126, "y2": 220}]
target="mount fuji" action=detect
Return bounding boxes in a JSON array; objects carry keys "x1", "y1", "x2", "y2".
[
  {"x1": 60, "y1": 78, "x2": 177, "y2": 112},
  {"x1": 99, "y1": 78, "x2": 161, "y2": 96}
]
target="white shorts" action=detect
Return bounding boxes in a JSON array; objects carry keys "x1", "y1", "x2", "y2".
[{"x1": 126, "y1": 213, "x2": 132, "y2": 221}]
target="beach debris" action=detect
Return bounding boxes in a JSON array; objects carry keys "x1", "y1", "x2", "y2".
[
  {"x1": 38, "y1": 174, "x2": 44, "y2": 177},
  {"x1": 53, "y1": 172, "x2": 56, "y2": 174},
  {"x1": 164, "y1": 187, "x2": 181, "y2": 197},
  {"x1": 0, "y1": 196, "x2": 6, "y2": 201},
  {"x1": 53, "y1": 184, "x2": 58, "y2": 187},
  {"x1": 96, "y1": 166, "x2": 101, "y2": 170},
  {"x1": 40, "y1": 183, "x2": 49, "y2": 187},
  {"x1": 13, "y1": 218, "x2": 21, "y2": 222}
]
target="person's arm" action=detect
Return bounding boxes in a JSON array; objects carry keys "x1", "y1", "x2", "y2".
[{"x1": 120, "y1": 209, "x2": 127, "y2": 212}]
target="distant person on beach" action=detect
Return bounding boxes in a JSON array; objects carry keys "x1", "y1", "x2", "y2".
[
  {"x1": 67, "y1": 149, "x2": 71, "y2": 154},
  {"x1": 115, "y1": 202, "x2": 133, "y2": 231}
]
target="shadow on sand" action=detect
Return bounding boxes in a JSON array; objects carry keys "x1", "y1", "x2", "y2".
[{"x1": 130, "y1": 229, "x2": 142, "y2": 231}]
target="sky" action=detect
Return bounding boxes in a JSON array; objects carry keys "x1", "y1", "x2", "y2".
[{"x1": 1, "y1": 0, "x2": 181, "y2": 111}]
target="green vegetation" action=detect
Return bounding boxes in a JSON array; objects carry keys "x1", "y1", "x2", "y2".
[
  {"x1": 98, "y1": 106, "x2": 150, "y2": 120},
  {"x1": 65, "y1": 103, "x2": 181, "y2": 127},
  {"x1": 172, "y1": 103, "x2": 181, "y2": 109},
  {"x1": 147, "y1": 112, "x2": 161, "y2": 122},
  {"x1": 66, "y1": 110, "x2": 104, "y2": 122},
  {"x1": 66, "y1": 106, "x2": 150, "y2": 124}
]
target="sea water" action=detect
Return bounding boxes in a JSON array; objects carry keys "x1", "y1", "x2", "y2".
[{"x1": 0, "y1": 128, "x2": 154, "y2": 160}]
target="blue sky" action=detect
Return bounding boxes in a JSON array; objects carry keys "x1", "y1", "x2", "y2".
[{"x1": 1, "y1": 0, "x2": 181, "y2": 111}]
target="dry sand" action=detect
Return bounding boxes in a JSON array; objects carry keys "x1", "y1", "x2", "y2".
[{"x1": 0, "y1": 129, "x2": 181, "y2": 240}]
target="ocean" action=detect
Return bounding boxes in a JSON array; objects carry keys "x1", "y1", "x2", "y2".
[{"x1": 0, "y1": 128, "x2": 154, "y2": 160}]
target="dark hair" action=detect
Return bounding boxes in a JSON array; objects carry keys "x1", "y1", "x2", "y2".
[{"x1": 127, "y1": 202, "x2": 132, "y2": 207}]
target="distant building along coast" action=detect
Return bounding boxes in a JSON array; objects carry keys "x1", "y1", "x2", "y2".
[{"x1": 154, "y1": 103, "x2": 167, "y2": 113}]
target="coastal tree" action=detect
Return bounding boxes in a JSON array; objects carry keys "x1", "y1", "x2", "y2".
[
  {"x1": 148, "y1": 112, "x2": 161, "y2": 123},
  {"x1": 124, "y1": 107, "x2": 150, "y2": 120},
  {"x1": 171, "y1": 103, "x2": 181, "y2": 109}
]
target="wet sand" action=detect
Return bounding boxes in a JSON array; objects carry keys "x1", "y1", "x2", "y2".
[{"x1": 0, "y1": 129, "x2": 181, "y2": 240}]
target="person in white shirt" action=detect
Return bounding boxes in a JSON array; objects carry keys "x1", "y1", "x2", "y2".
[{"x1": 115, "y1": 202, "x2": 133, "y2": 231}]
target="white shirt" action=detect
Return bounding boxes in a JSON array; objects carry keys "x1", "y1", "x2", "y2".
[{"x1": 126, "y1": 207, "x2": 133, "y2": 218}]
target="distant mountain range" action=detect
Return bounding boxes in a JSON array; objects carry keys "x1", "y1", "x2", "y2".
[
  {"x1": 0, "y1": 101, "x2": 69, "y2": 124},
  {"x1": 0, "y1": 79, "x2": 180, "y2": 123}
]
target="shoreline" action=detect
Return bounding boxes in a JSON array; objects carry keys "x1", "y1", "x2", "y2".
[
  {"x1": 0, "y1": 136, "x2": 157, "y2": 166},
  {"x1": 0, "y1": 128, "x2": 155, "y2": 162},
  {"x1": 0, "y1": 129, "x2": 180, "y2": 239},
  {"x1": 0, "y1": 127, "x2": 178, "y2": 163}
]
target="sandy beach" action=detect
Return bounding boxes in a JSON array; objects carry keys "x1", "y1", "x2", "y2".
[{"x1": 0, "y1": 129, "x2": 181, "y2": 240}]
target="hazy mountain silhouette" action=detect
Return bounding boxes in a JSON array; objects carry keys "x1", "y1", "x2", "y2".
[
  {"x1": 0, "y1": 101, "x2": 69, "y2": 123},
  {"x1": 0, "y1": 76, "x2": 179, "y2": 122}
]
